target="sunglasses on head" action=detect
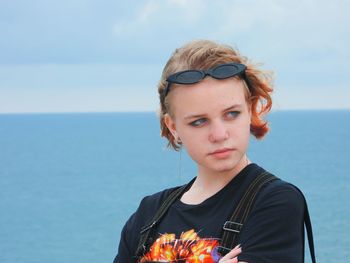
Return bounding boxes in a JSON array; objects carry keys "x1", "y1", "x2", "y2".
[{"x1": 164, "y1": 62, "x2": 247, "y2": 97}]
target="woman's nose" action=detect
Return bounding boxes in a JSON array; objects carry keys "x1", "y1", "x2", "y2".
[{"x1": 209, "y1": 120, "x2": 229, "y2": 143}]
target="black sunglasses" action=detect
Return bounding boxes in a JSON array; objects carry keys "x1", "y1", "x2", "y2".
[{"x1": 164, "y1": 63, "x2": 247, "y2": 97}]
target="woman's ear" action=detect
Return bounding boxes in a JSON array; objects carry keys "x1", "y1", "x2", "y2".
[
  {"x1": 248, "y1": 103, "x2": 252, "y2": 124},
  {"x1": 164, "y1": 113, "x2": 177, "y2": 139},
  {"x1": 246, "y1": 97, "x2": 253, "y2": 125}
]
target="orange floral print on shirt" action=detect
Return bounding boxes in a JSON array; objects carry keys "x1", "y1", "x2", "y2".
[{"x1": 139, "y1": 229, "x2": 221, "y2": 263}]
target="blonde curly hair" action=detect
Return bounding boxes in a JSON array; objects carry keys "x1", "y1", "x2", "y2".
[{"x1": 158, "y1": 40, "x2": 274, "y2": 151}]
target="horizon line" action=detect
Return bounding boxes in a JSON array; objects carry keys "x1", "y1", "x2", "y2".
[{"x1": 0, "y1": 108, "x2": 349, "y2": 115}]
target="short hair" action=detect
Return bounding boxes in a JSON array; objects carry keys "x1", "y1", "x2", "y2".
[{"x1": 158, "y1": 40, "x2": 273, "y2": 151}]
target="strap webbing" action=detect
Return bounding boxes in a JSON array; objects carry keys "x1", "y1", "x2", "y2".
[
  {"x1": 293, "y1": 185, "x2": 317, "y2": 263},
  {"x1": 218, "y1": 171, "x2": 277, "y2": 254},
  {"x1": 136, "y1": 172, "x2": 317, "y2": 263},
  {"x1": 135, "y1": 184, "x2": 189, "y2": 257},
  {"x1": 219, "y1": 172, "x2": 317, "y2": 263}
]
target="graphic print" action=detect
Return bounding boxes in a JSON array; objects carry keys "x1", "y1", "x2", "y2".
[{"x1": 139, "y1": 229, "x2": 221, "y2": 263}]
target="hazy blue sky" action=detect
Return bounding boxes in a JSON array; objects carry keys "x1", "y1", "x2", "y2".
[{"x1": 0, "y1": 0, "x2": 349, "y2": 113}]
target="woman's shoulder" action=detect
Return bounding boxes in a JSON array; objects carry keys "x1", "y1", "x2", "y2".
[
  {"x1": 267, "y1": 175, "x2": 304, "y2": 197},
  {"x1": 255, "y1": 171, "x2": 306, "y2": 213},
  {"x1": 127, "y1": 183, "x2": 188, "y2": 227},
  {"x1": 120, "y1": 184, "x2": 185, "y2": 249},
  {"x1": 116, "y1": 184, "x2": 188, "y2": 261},
  {"x1": 138, "y1": 186, "x2": 181, "y2": 213}
]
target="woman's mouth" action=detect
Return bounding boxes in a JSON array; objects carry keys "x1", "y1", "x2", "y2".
[{"x1": 209, "y1": 148, "x2": 234, "y2": 158}]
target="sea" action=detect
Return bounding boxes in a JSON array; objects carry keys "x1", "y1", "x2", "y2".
[{"x1": 0, "y1": 111, "x2": 349, "y2": 263}]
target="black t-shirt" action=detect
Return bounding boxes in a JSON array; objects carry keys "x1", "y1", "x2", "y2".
[{"x1": 114, "y1": 163, "x2": 306, "y2": 263}]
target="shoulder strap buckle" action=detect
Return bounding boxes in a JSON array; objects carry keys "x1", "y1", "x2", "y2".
[{"x1": 223, "y1": 221, "x2": 243, "y2": 233}]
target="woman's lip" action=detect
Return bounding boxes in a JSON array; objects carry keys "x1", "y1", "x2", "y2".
[
  {"x1": 209, "y1": 148, "x2": 234, "y2": 155},
  {"x1": 209, "y1": 148, "x2": 234, "y2": 159}
]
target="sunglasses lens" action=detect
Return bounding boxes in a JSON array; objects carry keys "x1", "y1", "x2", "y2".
[
  {"x1": 174, "y1": 70, "x2": 203, "y2": 84},
  {"x1": 212, "y1": 64, "x2": 242, "y2": 79}
]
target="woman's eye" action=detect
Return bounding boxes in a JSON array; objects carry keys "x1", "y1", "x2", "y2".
[
  {"x1": 226, "y1": 111, "x2": 240, "y2": 118},
  {"x1": 189, "y1": 118, "x2": 207, "y2": 127}
]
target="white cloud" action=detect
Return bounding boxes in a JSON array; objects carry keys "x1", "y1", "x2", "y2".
[
  {"x1": 167, "y1": 0, "x2": 206, "y2": 23},
  {"x1": 214, "y1": 0, "x2": 350, "y2": 48},
  {"x1": 168, "y1": 0, "x2": 189, "y2": 7},
  {"x1": 0, "y1": 63, "x2": 162, "y2": 113},
  {"x1": 138, "y1": 0, "x2": 159, "y2": 23},
  {"x1": 113, "y1": 0, "x2": 160, "y2": 35},
  {"x1": 1, "y1": 0, "x2": 349, "y2": 112},
  {"x1": 0, "y1": 86, "x2": 158, "y2": 113},
  {"x1": 111, "y1": 0, "x2": 350, "y2": 62},
  {"x1": 273, "y1": 84, "x2": 350, "y2": 110},
  {"x1": 113, "y1": 0, "x2": 206, "y2": 35}
]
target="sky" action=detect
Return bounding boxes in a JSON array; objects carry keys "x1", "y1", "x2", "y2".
[{"x1": 0, "y1": 0, "x2": 349, "y2": 113}]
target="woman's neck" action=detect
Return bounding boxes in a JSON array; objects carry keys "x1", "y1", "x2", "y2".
[{"x1": 180, "y1": 155, "x2": 251, "y2": 205}]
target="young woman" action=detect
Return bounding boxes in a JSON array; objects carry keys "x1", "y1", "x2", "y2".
[{"x1": 113, "y1": 40, "x2": 315, "y2": 263}]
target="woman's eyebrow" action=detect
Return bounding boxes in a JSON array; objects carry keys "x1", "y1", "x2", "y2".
[
  {"x1": 184, "y1": 113, "x2": 206, "y2": 120},
  {"x1": 184, "y1": 104, "x2": 242, "y2": 120},
  {"x1": 223, "y1": 104, "x2": 242, "y2": 112}
]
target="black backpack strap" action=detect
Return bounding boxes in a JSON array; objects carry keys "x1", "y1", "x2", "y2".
[
  {"x1": 218, "y1": 171, "x2": 277, "y2": 255},
  {"x1": 305, "y1": 203, "x2": 316, "y2": 263},
  {"x1": 135, "y1": 183, "x2": 189, "y2": 258},
  {"x1": 293, "y1": 185, "x2": 317, "y2": 263},
  {"x1": 218, "y1": 172, "x2": 317, "y2": 263}
]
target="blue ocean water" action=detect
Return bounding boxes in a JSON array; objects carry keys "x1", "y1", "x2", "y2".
[{"x1": 0, "y1": 111, "x2": 349, "y2": 263}]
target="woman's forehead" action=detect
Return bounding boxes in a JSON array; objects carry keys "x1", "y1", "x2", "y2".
[{"x1": 169, "y1": 78, "x2": 248, "y2": 116}]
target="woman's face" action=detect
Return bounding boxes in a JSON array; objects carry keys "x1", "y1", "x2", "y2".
[{"x1": 165, "y1": 77, "x2": 251, "y2": 176}]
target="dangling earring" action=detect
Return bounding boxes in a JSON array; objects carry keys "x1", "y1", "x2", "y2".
[
  {"x1": 173, "y1": 133, "x2": 182, "y2": 145},
  {"x1": 173, "y1": 134, "x2": 183, "y2": 181},
  {"x1": 176, "y1": 136, "x2": 182, "y2": 144},
  {"x1": 178, "y1": 140, "x2": 182, "y2": 182}
]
